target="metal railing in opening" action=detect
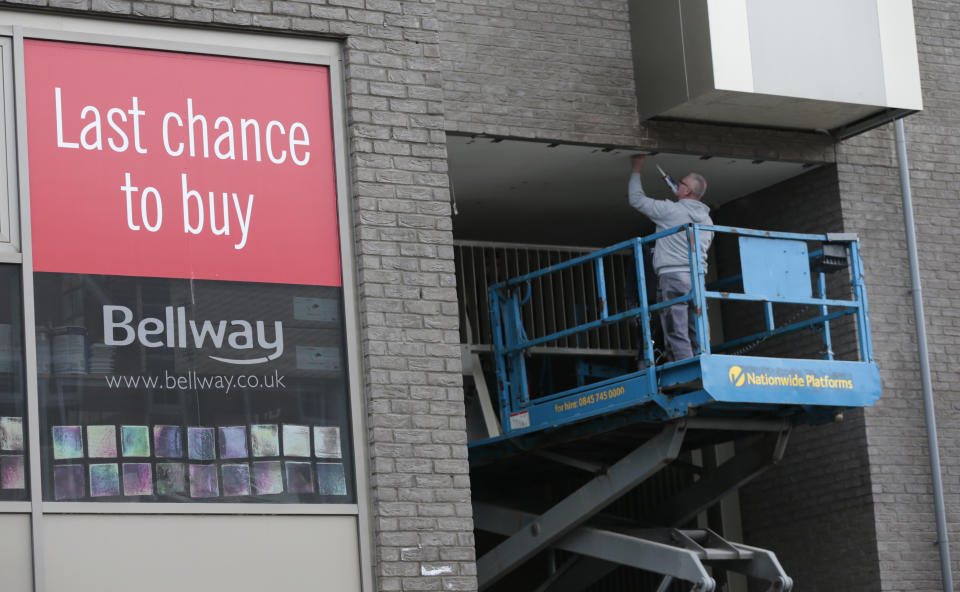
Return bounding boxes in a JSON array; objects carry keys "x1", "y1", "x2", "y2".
[{"x1": 455, "y1": 240, "x2": 638, "y2": 354}]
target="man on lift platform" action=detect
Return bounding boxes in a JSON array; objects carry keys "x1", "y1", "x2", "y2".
[{"x1": 629, "y1": 155, "x2": 713, "y2": 362}]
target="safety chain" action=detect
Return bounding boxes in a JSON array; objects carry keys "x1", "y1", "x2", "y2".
[{"x1": 728, "y1": 305, "x2": 813, "y2": 356}]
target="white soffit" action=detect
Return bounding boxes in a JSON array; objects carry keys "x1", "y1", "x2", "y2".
[{"x1": 447, "y1": 135, "x2": 818, "y2": 246}]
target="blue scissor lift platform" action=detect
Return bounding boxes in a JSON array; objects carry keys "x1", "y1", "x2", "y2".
[{"x1": 469, "y1": 226, "x2": 881, "y2": 592}]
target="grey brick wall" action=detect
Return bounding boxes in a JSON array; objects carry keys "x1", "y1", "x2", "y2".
[
  {"x1": 714, "y1": 166, "x2": 882, "y2": 592},
  {"x1": 437, "y1": 0, "x2": 639, "y2": 145},
  {"x1": 835, "y1": 1, "x2": 960, "y2": 589},
  {"x1": 0, "y1": 2, "x2": 477, "y2": 591},
  {"x1": 331, "y1": 6, "x2": 479, "y2": 588},
  {"x1": 837, "y1": 126, "x2": 945, "y2": 592}
]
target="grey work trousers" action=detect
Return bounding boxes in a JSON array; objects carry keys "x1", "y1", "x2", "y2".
[{"x1": 657, "y1": 271, "x2": 698, "y2": 362}]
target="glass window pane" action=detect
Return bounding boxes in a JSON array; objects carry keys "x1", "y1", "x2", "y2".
[
  {"x1": 0, "y1": 265, "x2": 27, "y2": 501},
  {"x1": 35, "y1": 274, "x2": 354, "y2": 503},
  {"x1": 24, "y1": 41, "x2": 352, "y2": 506}
]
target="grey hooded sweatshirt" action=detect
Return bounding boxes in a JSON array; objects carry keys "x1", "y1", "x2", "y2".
[{"x1": 628, "y1": 172, "x2": 713, "y2": 276}]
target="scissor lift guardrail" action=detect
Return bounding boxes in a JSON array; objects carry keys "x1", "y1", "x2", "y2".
[{"x1": 478, "y1": 225, "x2": 880, "y2": 453}]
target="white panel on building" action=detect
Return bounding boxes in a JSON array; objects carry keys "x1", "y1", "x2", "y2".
[{"x1": 629, "y1": 0, "x2": 922, "y2": 136}]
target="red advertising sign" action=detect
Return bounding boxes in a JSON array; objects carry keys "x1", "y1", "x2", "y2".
[{"x1": 25, "y1": 40, "x2": 341, "y2": 287}]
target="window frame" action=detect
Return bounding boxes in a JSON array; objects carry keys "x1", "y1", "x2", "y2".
[
  {"x1": 0, "y1": 34, "x2": 20, "y2": 260},
  {"x1": 1, "y1": 13, "x2": 367, "y2": 516}
]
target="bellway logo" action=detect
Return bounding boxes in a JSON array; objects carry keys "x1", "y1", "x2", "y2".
[
  {"x1": 728, "y1": 366, "x2": 745, "y2": 387},
  {"x1": 103, "y1": 305, "x2": 283, "y2": 365}
]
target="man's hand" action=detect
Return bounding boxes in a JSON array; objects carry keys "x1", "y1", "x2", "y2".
[{"x1": 631, "y1": 154, "x2": 645, "y2": 173}]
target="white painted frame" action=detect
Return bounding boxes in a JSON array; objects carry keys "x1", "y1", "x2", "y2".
[{"x1": 0, "y1": 34, "x2": 18, "y2": 254}]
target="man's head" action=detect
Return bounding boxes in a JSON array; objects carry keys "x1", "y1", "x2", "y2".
[{"x1": 677, "y1": 173, "x2": 707, "y2": 200}]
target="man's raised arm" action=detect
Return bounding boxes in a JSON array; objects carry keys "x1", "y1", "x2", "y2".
[{"x1": 628, "y1": 154, "x2": 672, "y2": 222}]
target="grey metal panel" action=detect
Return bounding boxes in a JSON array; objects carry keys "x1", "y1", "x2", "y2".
[
  {"x1": 629, "y1": 0, "x2": 688, "y2": 120},
  {"x1": 0, "y1": 501, "x2": 29, "y2": 512},
  {"x1": 0, "y1": 514, "x2": 32, "y2": 592},
  {"x1": 43, "y1": 514, "x2": 363, "y2": 592},
  {"x1": 680, "y1": 0, "x2": 715, "y2": 101}
]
